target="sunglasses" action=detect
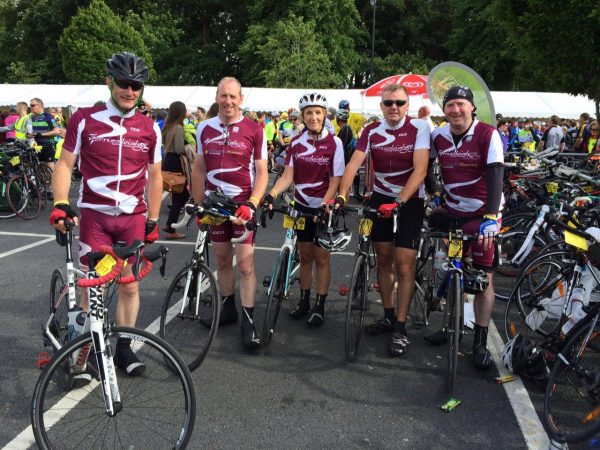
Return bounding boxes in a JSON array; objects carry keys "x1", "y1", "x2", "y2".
[
  {"x1": 382, "y1": 99, "x2": 407, "y2": 108},
  {"x1": 30, "y1": 103, "x2": 40, "y2": 107},
  {"x1": 114, "y1": 79, "x2": 144, "y2": 92},
  {"x1": 591, "y1": 128, "x2": 599, "y2": 131}
]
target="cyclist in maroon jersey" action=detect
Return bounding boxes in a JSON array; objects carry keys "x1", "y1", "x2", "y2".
[
  {"x1": 192, "y1": 77, "x2": 269, "y2": 350},
  {"x1": 334, "y1": 83, "x2": 431, "y2": 357},
  {"x1": 50, "y1": 52, "x2": 163, "y2": 377}
]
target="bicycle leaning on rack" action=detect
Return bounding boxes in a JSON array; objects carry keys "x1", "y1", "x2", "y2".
[{"x1": 32, "y1": 221, "x2": 196, "y2": 450}]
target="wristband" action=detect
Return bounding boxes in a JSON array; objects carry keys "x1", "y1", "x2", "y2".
[
  {"x1": 147, "y1": 218, "x2": 158, "y2": 224},
  {"x1": 53, "y1": 200, "x2": 69, "y2": 206},
  {"x1": 269, "y1": 189, "x2": 278, "y2": 198},
  {"x1": 483, "y1": 214, "x2": 498, "y2": 221},
  {"x1": 249, "y1": 196, "x2": 260, "y2": 207},
  {"x1": 337, "y1": 194, "x2": 347, "y2": 203}
]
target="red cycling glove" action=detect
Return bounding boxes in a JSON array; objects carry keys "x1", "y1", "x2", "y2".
[
  {"x1": 377, "y1": 203, "x2": 397, "y2": 219},
  {"x1": 145, "y1": 220, "x2": 159, "y2": 243},
  {"x1": 235, "y1": 202, "x2": 255, "y2": 221},
  {"x1": 50, "y1": 203, "x2": 78, "y2": 225}
]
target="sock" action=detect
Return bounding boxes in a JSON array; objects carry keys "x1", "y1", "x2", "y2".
[
  {"x1": 222, "y1": 294, "x2": 235, "y2": 311},
  {"x1": 300, "y1": 289, "x2": 311, "y2": 307},
  {"x1": 384, "y1": 308, "x2": 396, "y2": 322},
  {"x1": 242, "y1": 306, "x2": 254, "y2": 321},
  {"x1": 473, "y1": 324, "x2": 488, "y2": 348},
  {"x1": 315, "y1": 293, "x2": 327, "y2": 310},
  {"x1": 117, "y1": 337, "x2": 131, "y2": 348},
  {"x1": 393, "y1": 320, "x2": 406, "y2": 336}
]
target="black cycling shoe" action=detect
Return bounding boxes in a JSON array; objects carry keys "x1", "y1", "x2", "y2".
[
  {"x1": 115, "y1": 346, "x2": 146, "y2": 376},
  {"x1": 424, "y1": 329, "x2": 447, "y2": 346},
  {"x1": 241, "y1": 318, "x2": 261, "y2": 350},
  {"x1": 289, "y1": 301, "x2": 310, "y2": 319},
  {"x1": 306, "y1": 306, "x2": 324, "y2": 327},
  {"x1": 200, "y1": 306, "x2": 238, "y2": 328},
  {"x1": 388, "y1": 333, "x2": 409, "y2": 356},
  {"x1": 472, "y1": 344, "x2": 493, "y2": 370},
  {"x1": 364, "y1": 318, "x2": 394, "y2": 335}
]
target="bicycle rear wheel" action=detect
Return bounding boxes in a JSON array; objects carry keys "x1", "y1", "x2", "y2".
[
  {"x1": 160, "y1": 262, "x2": 220, "y2": 371},
  {"x1": 411, "y1": 241, "x2": 435, "y2": 328},
  {"x1": 345, "y1": 254, "x2": 368, "y2": 361},
  {"x1": 543, "y1": 319, "x2": 600, "y2": 444},
  {"x1": 31, "y1": 327, "x2": 196, "y2": 450},
  {"x1": 263, "y1": 248, "x2": 289, "y2": 346},
  {"x1": 445, "y1": 272, "x2": 461, "y2": 394},
  {"x1": 7, "y1": 174, "x2": 41, "y2": 219}
]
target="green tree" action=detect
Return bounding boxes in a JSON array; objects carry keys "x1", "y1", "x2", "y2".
[
  {"x1": 58, "y1": 0, "x2": 153, "y2": 84},
  {"x1": 240, "y1": 15, "x2": 338, "y2": 88}
]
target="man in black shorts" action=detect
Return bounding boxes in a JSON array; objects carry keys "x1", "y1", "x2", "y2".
[{"x1": 335, "y1": 84, "x2": 431, "y2": 356}]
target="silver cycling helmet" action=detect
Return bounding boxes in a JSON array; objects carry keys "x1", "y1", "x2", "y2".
[
  {"x1": 317, "y1": 226, "x2": 352, "y2": 253},
  {"x1": 299, "y1": 92, "x2": 328, "y2": 111}
]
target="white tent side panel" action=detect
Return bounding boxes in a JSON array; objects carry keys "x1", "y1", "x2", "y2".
[{"x1": 0, "y1": 84, "x2": 595, "y2": 119}]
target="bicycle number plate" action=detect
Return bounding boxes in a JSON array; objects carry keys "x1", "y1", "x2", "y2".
[
  {"x1": 199, "y1": 215, "x2": 227, "y2": 226},
  {"x1": 359, "y1": 218, "x2": 373, "y2": 236},
  {"x1": 564, "y1": 230, "x2": 588, "y2": 251},
  {"x1": 10, "y1": 156, "x2": 20, "y2": 166},
  {"x1": 283, "y1": 214, "x2": 305, "y2": 230},
  {"x1": 583, "y1": 185, "x2": 593, "y2": 193},
  {"x1": 448, "y1": 240, "x2": 462, "y2": 258},
  {"x1": 95, "y1": 254, "x2": 117, "y2": 276}
]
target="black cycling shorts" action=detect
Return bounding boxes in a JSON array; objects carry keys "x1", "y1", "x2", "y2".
[
  {"x1": 38, "y1": 145, "x2": 56, "y2": 162},
  {"x1": 368, "y1": 192, "x2": 425, "y2": 250},
  {"x1": 292, "y1": 202, "x2": 321, "y2": 244}
]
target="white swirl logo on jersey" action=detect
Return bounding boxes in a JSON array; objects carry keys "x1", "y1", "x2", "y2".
[
  {"x1": 374, "y1": 168, "x2": 413, "y2": 193},
  {"x1": 84, "y1": 168, "x2": 144, "y2": 213},
  {"x1": 207, "y1": 167, "x2": 243, "y2": 197},
  {"x1": 371, "y1": 128, "x2": 396, "y2": 148},
  {"x1": 295, "y1": 181, "x2": 323, "y2": 207},
  {"x1": 444, "y1": 177, "x2": 485, "y2": 212}
]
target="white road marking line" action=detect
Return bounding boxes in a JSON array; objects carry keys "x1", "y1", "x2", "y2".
[
  {"x1": 488, "y1": 320, "x2": 550, "y2": 449},
  {"x1": 4, "y1": 261, "x2": 227, "y2": 450},
  {"x1": 0, "y1": 231, "x2": 54, "y2": 238},
  {"x1": 0, "y1": 237, "x2": 54, "y2": 259}
]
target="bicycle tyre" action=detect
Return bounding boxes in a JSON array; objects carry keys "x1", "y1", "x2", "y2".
[
  {"x1": 31, "y1": 326, "x2": 196, "y2": 450},
  {"x1": 7, "y1": 174, "x2": 41, "y2": 220},
  {"x1": 35, "y1": 165, "x2": 53, "y2": 208},
  {"x1": 411, "y1": 240, "x2": 435, "y2": 327},
  {"x1": 263, "y1": 247, "x2": 289, "y2": 346},
  {"x1": 160, "y1": 262, "x2": 220, "y2": 371},
  {"x1": 345, "y1": 254, "x2": 367, "y2": 361},
  {"x1": 503, "y1": 255, "x2": 572, "y2": 341},
  {"x1": 543, "y1": 319, "x2": 600, "y2": 443},
  {"x1": 49, "y1": 270, "x2": 68, "y2": 347},
  {"x1": 446, "y1": 272, "x2": 461, "y2": 394},
  {"x1": 494, "y1": 229, "x2": 548, "y2": 278}
]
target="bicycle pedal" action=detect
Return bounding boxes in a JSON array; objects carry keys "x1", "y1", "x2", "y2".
[
  {"x1": 262, "y1": 275, "x2": 271, "y2": 288},
  {"x1": 36, "y1": 351, "x2": 51, "y2": 369}
]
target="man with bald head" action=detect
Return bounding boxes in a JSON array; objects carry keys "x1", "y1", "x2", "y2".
[
  {"x1": 192, "y1": 76, "x2": 269, "y2": 350},
  {"x1": 418, "y1": 106, "x2": 435, "y2": 132}
]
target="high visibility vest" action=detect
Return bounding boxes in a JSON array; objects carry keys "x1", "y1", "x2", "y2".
[{"x1": 14, "y1": 114, "x2": 31, "y2": 142}]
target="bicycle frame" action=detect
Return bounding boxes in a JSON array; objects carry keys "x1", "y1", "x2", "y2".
[{"x1": 266, "y1": 222, "x2": 299, "y2": 298}]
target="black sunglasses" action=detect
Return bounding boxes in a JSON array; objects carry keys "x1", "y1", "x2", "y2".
[
  {"x1": 114, "y1": 79, "x2": 144, "y2": 92},
  {"x1": 382, "y1": 99, "x2": 407, "y2": 107},
  {"x1": 30, "y1": 103, "x2": 40, "y2": 107}
]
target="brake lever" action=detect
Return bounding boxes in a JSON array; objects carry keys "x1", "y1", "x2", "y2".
[{"x1": 159, "y1": 250, "x2": 168, "y2": 280}]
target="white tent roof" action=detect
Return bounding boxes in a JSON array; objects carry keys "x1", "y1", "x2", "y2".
[{"x1": 0, "y1": 84, "x2": 595, "y2": 119}]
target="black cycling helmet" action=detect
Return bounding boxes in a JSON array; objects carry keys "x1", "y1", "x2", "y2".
[
  {"x1": 106, "y1": 52, "x2": 149, "y2": 83},
  {"x1": 502, "y1": 334, "x2": 548, "y2": 379},
  {"x1": 203, "y1": 187, "x2": 237, "y2": 215}
]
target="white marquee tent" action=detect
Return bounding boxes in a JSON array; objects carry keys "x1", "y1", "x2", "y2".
[{"x1": 0, "y1": 84, "x2": 595, "y2": 119}]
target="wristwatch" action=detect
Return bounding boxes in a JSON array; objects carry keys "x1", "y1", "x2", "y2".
[{"x1": 395, "y1": 198, "x2": 405, "y2": 208}]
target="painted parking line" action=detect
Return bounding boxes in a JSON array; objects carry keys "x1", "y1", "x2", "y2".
[{"x1": 0, "y1": 237, "x2": 54, "y2": 259}]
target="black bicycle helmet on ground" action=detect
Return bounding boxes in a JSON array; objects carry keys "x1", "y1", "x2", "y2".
[
  {"x1": 106, "y1": 52, "x2": 149, "y2": 83},
  {"x1": 502, "y1": 334, "x2": 548, "y2": 379}
]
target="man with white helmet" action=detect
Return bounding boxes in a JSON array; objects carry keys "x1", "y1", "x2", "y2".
[{"x1": 263, "y1": 92, "x2": 345, "y2": 327}]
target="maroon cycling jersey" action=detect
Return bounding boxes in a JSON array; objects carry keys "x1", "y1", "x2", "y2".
[
  {"x1": 63, "y1": 101, "x2": 162, "y2": 215},
  {"x1": 284, "y1": 128, "x2": 345, "y2": 208},
  {"x1": 356, "y1": 116, "x2": 430, "y2": 198},
  {"x1": 431, "y1": 119, "x2": 504, "y2": 217},
  {"x1": 197, "y1": 116, "x2": 267, "y2": 202}
]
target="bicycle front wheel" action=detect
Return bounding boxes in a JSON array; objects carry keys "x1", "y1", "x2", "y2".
[
  {"x1": 31, "y1": 326, "x2": 196, "y2": 450},
  {"x1": 263, "y1": 248, "x2": 289, "y2": 346},
  {"x1": 345, "y1": 254, "x2": 368, "y2": 362},
  {"x1": 445, "y1": 272, "x2": 461, "y2": 394},
  {"x1": 160, "y1": 263, "x2": 220, "y2": 371},
  {"x1": 7, "y1": 174, "x2": 41, "y2": 220},
  {"x1": 543, "y1": 319, "x2": 600, "y2": 444}
]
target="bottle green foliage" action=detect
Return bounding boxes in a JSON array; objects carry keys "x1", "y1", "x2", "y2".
[{"x1": 58, "y1": 0, "x2": 154, "y2": 84}]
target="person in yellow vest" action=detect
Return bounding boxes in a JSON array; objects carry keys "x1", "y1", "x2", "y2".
[
  {"x1": 332, "y1": 100, "x2": 366, "y2": 138},
  {"x1": 0, "y1": 102, "x2": 32, "y2": 145}
]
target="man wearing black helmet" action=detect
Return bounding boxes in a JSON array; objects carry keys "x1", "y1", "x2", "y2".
[
  {"x1": 426, "y1": 85, "x2": 504, "y2": 370},
  {"x1": 50, "y1": 52, "x2": 163, "y2": 378}
]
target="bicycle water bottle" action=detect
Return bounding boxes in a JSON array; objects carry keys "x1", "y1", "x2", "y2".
[
  {"x1": 434, "y1": 249, "x2": 447, "y2": 270},
  {"x1": 67, "y1": 306, "x2": 84, "y2": 340},
  {"x1": 561, "y1": 288, "x2": 586, "y2": 335}
]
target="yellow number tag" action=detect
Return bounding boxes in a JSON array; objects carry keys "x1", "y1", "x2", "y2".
[
  {"x1": 545, "y1": 182, "x2": 558, "y2": 194},
  {"x1": 283, "y1": 214, "x2": 305, "y2": 230},
  {"x1": 359, "y1": 218, "x2": 373, "y2": 236},
  {"x1": 10, "y1": 156, "x2": 20, "y2": 166},
  {"x1": 448, "y1": 240, "x2": 462, "y2": 258},
  {"x1": 95, "y1": 254, "x2": 117, "y2": 276},
  {"x1": 199, "y1": 215, "x2": 227, "y2": 226},
  {"x1": 564, "y1": 230, "x2": 588, "y2": 251},
  {"x1": 583, "y1": 186, "x2": 592, "y2": 193}
]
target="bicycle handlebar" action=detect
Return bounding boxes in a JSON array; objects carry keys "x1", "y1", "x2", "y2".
[{"x1": 175, "y1": 203, "x2": 254, "y2": 243}]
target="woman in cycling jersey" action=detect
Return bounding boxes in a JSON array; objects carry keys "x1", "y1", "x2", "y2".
[{"x1": 263, "y1": 93, "x2": 345, "y2": 326}]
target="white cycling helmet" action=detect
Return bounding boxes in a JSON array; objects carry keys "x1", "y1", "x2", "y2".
[
  {"x1": 317, "y1": 227, "x2": 352, "y2": 253},
  {"x1": 299, "y1": 92, "x2": 328, "y2": 111}
]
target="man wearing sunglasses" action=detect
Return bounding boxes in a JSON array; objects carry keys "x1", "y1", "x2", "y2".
[
  {"x1": 334, "y1": 83, "x2": 430, "y2": 357},
  {"x1": 50, "y1": 52, "x2": 163, "y2": 378},
  {"x1": 425, "y1": 85, "x2": 504, "y2": 371},
  {"x1": 28, "y1": 97, "x2": 61, "y2": 178}
]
